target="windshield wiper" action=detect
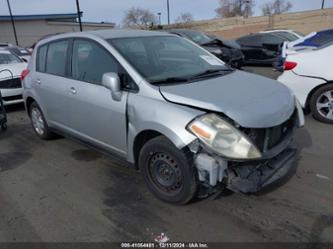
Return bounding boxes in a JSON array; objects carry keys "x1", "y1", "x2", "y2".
[
  {"x1": 150, "y1": 69, "x2": 234, "y2": 85},
  {"x1": 151, "y1": 77, "x2": 189, "y2": 85},
  {"x1": 189, "y1": 68, "x2": 234, "y2": 80}
]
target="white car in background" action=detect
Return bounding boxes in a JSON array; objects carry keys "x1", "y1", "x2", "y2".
[
  {"x1": 278, "y1": 42, "x2": 333, "y2": 123},
  {"x1": 260, "y1": 29, "x2": 304, "y2": 42},
  {"x1": 0, "y1": 49, "x2": 27, "y2": 105}
]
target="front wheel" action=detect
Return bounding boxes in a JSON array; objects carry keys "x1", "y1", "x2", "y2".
[
  {"x1": 139, "y1": 136, "x2": 198, "y2": 204},
  {"x1": 310, "y1": 84, "x2": 333, "y2": 124}
]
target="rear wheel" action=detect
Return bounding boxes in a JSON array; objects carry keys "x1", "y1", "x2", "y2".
[
  {"x1": 29, "y1": 102, "x2": 55, "y2": 139},
  {"x1": 139, "y1": 136, "x2": 198, "y2": 204},
  {"x1": 310, "y1": 84, "x2": 333, "y2": 124}
]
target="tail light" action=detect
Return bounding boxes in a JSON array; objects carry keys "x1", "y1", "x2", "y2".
[
  {"x1": 21, "y1": 69, "x2": 30, "y2": 81},
  {"x1": 284, "y1": 61, "x2": 297, "y2": 71}
]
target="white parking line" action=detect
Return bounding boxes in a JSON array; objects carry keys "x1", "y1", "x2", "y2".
[{"x1": 316, "y1": 174, "x2": 331, "y2": 181}]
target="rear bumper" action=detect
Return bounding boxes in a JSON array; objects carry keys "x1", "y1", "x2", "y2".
[
  {"x1": 0, "y1": 88, "x2": 24, "y2": 105},
  {"x1": 226, "y1": 148, "x2": 296, "y2": 193}
]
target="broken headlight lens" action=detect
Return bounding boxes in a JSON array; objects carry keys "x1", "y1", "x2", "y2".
[{"x1": 187, "y1": 114, "x2": 262, "y2": 159}]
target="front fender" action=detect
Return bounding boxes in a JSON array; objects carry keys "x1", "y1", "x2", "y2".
[{"x1": 126, "y1": 94, "x2": 204, "y2": 163}]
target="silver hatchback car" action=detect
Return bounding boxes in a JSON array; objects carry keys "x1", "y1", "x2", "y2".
[{"x1": 23, "y1": 30, "x2": 304, "y2": 204}]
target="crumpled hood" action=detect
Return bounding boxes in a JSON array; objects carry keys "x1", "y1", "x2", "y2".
[{"x1": 159, "y1": 70, "x2": 295, "y2": 128}]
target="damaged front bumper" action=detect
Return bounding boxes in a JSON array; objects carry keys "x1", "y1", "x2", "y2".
[
  {"x1": 226, "y1": 148, "x2": 296, "y2": 193},
  {"x1": 194, "y1": 144, "x2": 297, "y2": 193},
  {"x1": 191, "y1": 106, "x2": 302, "y2": 194}
]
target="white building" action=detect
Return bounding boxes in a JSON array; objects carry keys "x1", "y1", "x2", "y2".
[{"x1": 0, "y1": 13, "x2": 115, "y2": 47}]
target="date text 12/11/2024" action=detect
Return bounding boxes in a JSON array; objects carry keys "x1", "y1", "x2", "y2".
[{"x1": 120, "y1": 242, "x2": 209, "y2": 248}]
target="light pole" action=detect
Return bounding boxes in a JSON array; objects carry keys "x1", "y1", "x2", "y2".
[
  {"x1": 322, "y1": 0, "x2": 326, "y2": 9},
  {"x1": 6, "y1": 0, "x2": 18, "y2": 45},
  {"x1": 76, "y1": 0, "x2": 83, "y2": 31},
  {"x1": 167, "y1": 0, "x2": 170, "y2": 25},
  {"x1": 157, "y1": 12, "x2": 162, "y2": 25}
]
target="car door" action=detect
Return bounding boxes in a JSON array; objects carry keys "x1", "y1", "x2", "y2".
[
  {"x1": 261, "y1": 34, "x2": 284, "y2": 61},
  {"x1": 237, "y1": 34, "x2": 263, "y2": 62},
  {"x1": 33, "y1": 39, "x2": 70, "y2": 127},
  {"x1": 65, "y1": 38, "x2": 131, "y2": 156}
]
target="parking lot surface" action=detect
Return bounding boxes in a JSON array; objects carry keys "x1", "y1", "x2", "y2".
[{"x1": 0, "y1": 67, "x2": 332, "y2": 242}]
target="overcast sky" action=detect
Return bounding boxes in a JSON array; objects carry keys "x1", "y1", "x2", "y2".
[{"x1": 1, "y1": 0, "x2": 333, "y2": 25}]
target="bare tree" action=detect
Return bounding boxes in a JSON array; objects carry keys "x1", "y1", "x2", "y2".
[
  {"x1": 175, "y1": 13, "x2": 194, "y2": 24},
  {"x1": 262, "y1": 0, "x2": 292, "y2": 16},
  {"x1": 215, "y1": 0, "x2": 255, "y2": 18},
  {"x1": 122, "y1": 7, "x2": 157, "y2": 28}
]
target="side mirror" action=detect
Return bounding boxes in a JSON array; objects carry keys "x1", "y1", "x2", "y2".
[{"x1": 102, "y1": 72, "x2": 122, "y2": 101}]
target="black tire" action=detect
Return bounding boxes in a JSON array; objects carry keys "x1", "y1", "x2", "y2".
[
  {"x1": 1, "y1": 123, "x2": 7, "y2": 131},
  {"x1": 29, "y1": 102, "x2": 55, "y2": 139},
  {"x1": 139, "y1": 136, "x2": 198, "y2": 204},
  {"x1": 310, "y1": 84, "x2": 333, "y2": 124}
]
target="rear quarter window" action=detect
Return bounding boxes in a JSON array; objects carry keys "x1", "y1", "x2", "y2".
[{"x1": 36, "y1": 44, "x2": 48, "y2": 72}]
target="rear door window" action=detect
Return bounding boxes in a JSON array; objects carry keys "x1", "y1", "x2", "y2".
[{"x1": 45, "y1": 40, "x2": 69, "y2": 76}]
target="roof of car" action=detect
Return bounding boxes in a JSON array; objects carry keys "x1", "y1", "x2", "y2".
[
  {"x1": 0, "y1": 49, "x2": 11, "y2": 54},
  {"x1": 261, "y1": 29, "x2": 293, "y2": 32},
  {"x1": 38, "y1": 29, "x2": 172, "y2": 44},
  {"x1": 86, "y1": 29, "x2": 171, "y2": 39},
  {"x1": 167, "y1": 29, "x2": 200, "y2": 34},
  {"x1": 36, "y1": 29, "x2": 176, "y2": 47}
]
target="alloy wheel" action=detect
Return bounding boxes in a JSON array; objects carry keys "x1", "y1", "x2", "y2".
[
  {"x1": 316, "y1": 90, "x2": 333, "y2": 120},
  {"x1": 31, "y1": 107, "x2": 45, "y2": 136}
]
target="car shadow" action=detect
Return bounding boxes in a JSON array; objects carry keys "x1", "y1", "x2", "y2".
[
  {"x1": 308, "y1": 214, "x2": 333, "y2": 244},
  {"x1": 2, "y1": 103, "x2": 25, "y2": 113},
  {"x1": 100, "y1": 155, "x2": 168, "y2": 241}
]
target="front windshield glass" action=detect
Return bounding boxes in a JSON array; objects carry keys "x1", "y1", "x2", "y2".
[
  {"x1": 275, "y1": 32, "x2": 299, "y2": 41},
  {"x1": 183, "y1": 30, "x2": 213, "y2": 45},
  {"x1": 0, "y1": 52, "x2": 22, "y2": 64},
  {"x1": 109, "y1": 36, "x2": 229, "y2": 84}
]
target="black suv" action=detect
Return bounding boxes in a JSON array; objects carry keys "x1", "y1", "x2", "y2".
[{"x1": 167, "y1": 29, "x2": 245, "y2": 68}]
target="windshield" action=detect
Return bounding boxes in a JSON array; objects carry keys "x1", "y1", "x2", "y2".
[
  {"x1": 275, "y1": 32, "x2": 299, "y2": 41},
  {"x1": 0, "y1": 52, "x2": 22, "y2": 64},
  {"x1": 7, "y1": 47, "x2": 30, "y2": 56},
  {"x1": 108, "y1": 36, "x2": 229, "y2": 84},
  {"x1": 182, "y1": 30, "x2": 213, "y2": 45}
]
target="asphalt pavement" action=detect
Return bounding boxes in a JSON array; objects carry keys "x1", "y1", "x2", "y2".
[{"x1": 0, "y1": 67, "x2": 332, "y2": 243}]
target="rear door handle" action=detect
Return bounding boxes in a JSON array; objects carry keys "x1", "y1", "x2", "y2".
[
  {"x1": 34, "y1": 79, "x2": 41, "y2": 85},
  {"x1": 69, "y1": 87, "x2": 77, "y2": 94}
]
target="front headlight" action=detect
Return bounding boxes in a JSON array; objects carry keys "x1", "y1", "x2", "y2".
[{"x1": 187, "y1": 114, "x2": 262, "y2": 159}]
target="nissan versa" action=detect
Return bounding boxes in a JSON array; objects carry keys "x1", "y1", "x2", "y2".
[{"x1": 22, "y1": 30, "x2": 304, "y2": 204}]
